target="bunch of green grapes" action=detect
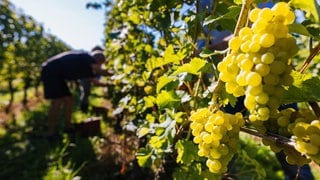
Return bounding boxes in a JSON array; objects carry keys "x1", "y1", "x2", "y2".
[
  {"x1": 189, "y1": 108, "x2": 245, "y2": 174},
  {"x1": 217, "y1": 2, "x2": 298, "y2": 122},
  {"x1": 257, "y1": 108, "x2": 320, "y2": 165},
  {"x1": 292, "y1": 120, "x2": 320, "y2": 164}
]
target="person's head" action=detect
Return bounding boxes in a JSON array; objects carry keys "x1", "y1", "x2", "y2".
[{"x1": 91, "y1": 50, "x2": 106, "y2": 65}]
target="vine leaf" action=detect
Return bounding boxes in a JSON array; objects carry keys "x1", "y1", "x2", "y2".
[
  {"x1": 175, "y1": 140, "x2": 199, "y2": 164},
  {"x1": 283, "y1": 71, "x2": 320, "y2": 103},
  {"x1": 288, "y1": 23, "x2": 312, "y2": 37},
  {"x1": 203, "y1": 6, "x2": 241, "y2": 26},
  {"x1": 171, "y1": 57, "x2": 207, "y2": 75},
  {"x1": 156, "y1": 75, "x2": 176, "y2": 93},
  {"x1": 156, "y1": 90, "x2": 180, "y2": 109},
  {"x1": 136, "y1": 148, "x2": 153, "y2": 167},
  {"x1": 291, "y1": 0, "x2": 320, "y2": 23}
]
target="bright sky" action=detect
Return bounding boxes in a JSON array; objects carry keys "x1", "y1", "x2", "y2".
[{"x1": 10, "y1": 0, "x2": 106, "y2": 51}]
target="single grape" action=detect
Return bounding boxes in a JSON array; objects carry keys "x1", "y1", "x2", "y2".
[
  {"x1": 249, "y1": 8, "x2": 260, "y2": 22},
  {"x1": 260, "y1": 33, "x2": 275, "y2": 48},
  {"x1": 246, "y1": 71, "x2": 262, "y2": 87},
  {"x1": 261, "y1": 52, "x2": 275, "y2": 64},
  {"x1": 254, "y1": 63, "x2": 270, "y2": 76}
]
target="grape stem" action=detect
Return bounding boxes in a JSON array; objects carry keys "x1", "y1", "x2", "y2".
[
  {"x1": 233, "y1": 0, "x2": 253, "y2": 36},
  {"x1": 240, "y1": 127, "x2": 294, "y2": 148},
  {"x1": 299, "y1": 41, "x2": 320, "y2": 73},
  {"x1": 299, "y1": 42, "x2": 320, "y2": 118}
]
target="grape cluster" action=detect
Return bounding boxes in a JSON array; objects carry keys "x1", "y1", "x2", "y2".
[
  {"x1": 293, "y1": 120, "x2": 320, "y2": 164},
  {"x1": 189, "y1": 108, "x2": 245, "y2": 173},
  {"x1": 218, "y1": 2, "x2": 298, "y2": 122}
]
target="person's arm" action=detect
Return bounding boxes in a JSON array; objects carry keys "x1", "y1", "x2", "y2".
[
  {"x1": 91, "y1": 78, "x2": 108, "y2": 87},
  {"x1": 91, "y1": 64, "x2": 114, "y2": 76},
  {"x1": 99, "y1": 69, "x2": 114, "y2": 76}
]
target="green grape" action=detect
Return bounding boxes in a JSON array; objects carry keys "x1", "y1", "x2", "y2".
[
  {"x1": 258, "y1": 8, "x2": 274, "y2": 22},
  {"x1": 257, "y1": 107, "x2": 270, "y2": 120},
  {"x1": 249, "y1": 8, "x2": 261, "y2": 22},
  {"x1": 307, "y1": 125, "x2": 320, "y2": 134},
  {"x1": 219, "y1": 72, "x2": 233, "y2": 82},
  {"x1": 311, "y1": 120, "x2": 320, "y2": 128},
  {"x1": 254, "y1": 63, "x2": 270, "y2": 76},
  {"x1": 310, "y1": 134, "x2": 320, "y2": 146},
  {"x1": 193, "y1": 135, "x2": 202, "y2": 144},
  {"x1": 218, "y1": 144, "x2": 229, "y2": 155},
  {"x1": 277, "y1": 116, "x2": 290, "y2": 127},
  {"x1": 261, "y1": 52, "x2": 275, "y2": 64},
  {"x1": 270, "y1": 61, "x2": 286, "y2": 74},
  {"x1": 263, "y1": 73, "x2": 279, "y2": 85},
  {"x1": 244, "y1": 95, "x2": 256, "y2": 110},
  {"x1": 240, "y1": 40, "x2": 251, "y2": 53},
  {"x1": 207, "y1": 159, "x2": 222, "y2": 173},
  {"x1": 260, "y1": 33, "x2": 275, "y2": 47},
  {"x1": 262, "y1": 85, "x2": 275, "y2": 95},
  {"x1": 285, "y1": 11, "x2": 295, "y2": 24},
  {"x1": 272, "y1": 2, "x2": 290, "y2": 17},
  {"x1": 233, "y1": 85, "x2": 245, "y2": 97},
  {"x1": 217, "y1": 60, "x2": 227, "y2": 72},
  {"x1": 293, "y1": 123, "x2": 307, "y2": 137},
  {"x1": 239, "y1": 27, "x2": 253, "y2": 37},
  {"x1": 255, "y1": 92, "x2": 269, "y2": 105},
  {"x1": 229, "y1": 37, "x2": 242, "y2": 51},
  {"x1": 227, "y1": 62, "x2": 239, "y2": 74},
  {"x1": 236, "y1": 71, "x2": 248, "y2": 86},
  {"x1": 246, "y1": 72, "x2": 262, "y2": 87},
  {"x1": 249, "y1": 41, "x2": 261, "y2": 52},
  {"x1": 240, "y1": 58, "x2": 254, "y2": 71},
  {"x1": 246, "y1": 85, "x2": 263, "y2": 96},
  {"x1": 225, "y1": 82, "x2": 237, "y2": 94},
  {"x1": 252, "y1": 55, "x2": 261, "y2": 64},
  {"x1": 305, "y1": 143, "x2": 319, "y2": 155}
]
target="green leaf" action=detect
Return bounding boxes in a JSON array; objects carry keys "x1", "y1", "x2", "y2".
[
  {"x1": 137, "y1": 127, "x2": 150, "y2": 138},
  {"x1": 145, "y1": 45, "x2": 186, "y2": 71},
  {"x1": 175, "y1": 140, "x2": 199, "y2": 164},
  {"x1": 171, "y1": 57, "x2": 207, "y2": 75},
  {"x1": 291, "y1": 0, "x2": 320, "y2": 23},
  {"x1": 163, "y1": 44, "x2": 185, "y2": 65},
  {"x1": 283, "y1": 71, "x2": 320, "y2": 103},
  {"x1": 143, "y1": 96, "x2": 156, "y2": 108},
  {"x1": 156, "y1": 90, "x2": 180, "y2": 109},
  {"x1": 136, "y1": 148, "x2": 153, "y2": 167},
  {"x1": 288, "y1": 23, "x2": 312, "y2": 37},
  {"x1": 203, "y1": 6, "x2": 241, "y2": 26},
  {"x1": 157, "y1": 75, "x2": 175, "y2": 93}
]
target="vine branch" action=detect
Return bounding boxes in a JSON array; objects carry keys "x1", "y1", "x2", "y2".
[
  {"x1": 299, "y1": 41, "x2": 320, "y2": 118},
  {"x1": 240, "y1": 127, "x2": 294, "y2": 149}
]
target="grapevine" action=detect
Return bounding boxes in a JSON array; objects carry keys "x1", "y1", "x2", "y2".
[{"x1": 102, "y1": 0, "x2": 320, "y2": 179}]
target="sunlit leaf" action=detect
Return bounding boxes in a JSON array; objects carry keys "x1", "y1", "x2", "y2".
[
  {"x1": 284, "y1": 71, "x2": 320, "y2": 102},
  {"x1": 156, "y1": 90, "x2": 180, "y2": 109},
  {"x1": 288, "y1": 23, "x2": 312, "y2": 37},
  {"x1": 172, "y1": 57, "x2": 207, "y2": 75},
  {"x1": 175, "y1": 140, "x2": 199, "y2": 164},
  {"x1": 137, "y1": 127, "x2": 150, "y2": 138},
  {"x1": 203, "y1": 6, "x2": 241, "y2": 26},
  {"x1": 136, "y1": 148, "x2": 153, "y2": 167},
  {"x1": 157, "y1": 75, "x2": 175, "y2": 93},
  {"x1": 291, "y1": 0, "x2": 320, "y2": 23}
]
